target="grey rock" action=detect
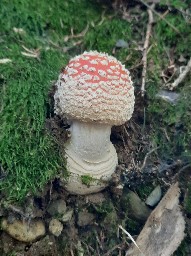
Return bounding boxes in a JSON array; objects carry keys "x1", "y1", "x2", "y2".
[
  {"x1": 47, "y1": 199, "x2": 67, "y2": 216},
  {"x1": 116, "y1": 39, "x2": 128, "y2": 48},
  {"x1": 60, "y1": 208, "x2": 74, "y2": 223},
  {"x1": 77, "y1": 211, "x2": 95, "y2": 227},
  {"x1": 145, "y1": 185, "x2": 162, "y2": 207},
  {"x1": 85, "y1": 192, "x2": 106, "y2": 204},
  {"x1": 156, "y1": 90, "x2": 180, "y2": 104},
  {"x1": 49, "y1": 219, "x2": 63, "y2": 237},
  {"x1": 121, "y1": 190, "x2": 151, "y2": 222}
]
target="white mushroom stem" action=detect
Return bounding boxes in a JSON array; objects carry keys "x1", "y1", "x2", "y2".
[
  {"x1": 64, "y1": 120, "x2": 118, "y2": 194},
  {"x1": 69, "y1": 121, "x2": 112, "y2": 161}
]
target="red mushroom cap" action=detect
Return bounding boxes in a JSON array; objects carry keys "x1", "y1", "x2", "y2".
[{"x1": 54, "y1": 51, "x2": 134, "y2": 125}]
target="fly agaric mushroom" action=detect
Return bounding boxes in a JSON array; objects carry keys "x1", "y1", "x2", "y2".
[{"x1": 54, "y1": 51, "x2": 134, "y2": 194}]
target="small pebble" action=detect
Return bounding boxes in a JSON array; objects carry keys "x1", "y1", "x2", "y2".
[
  {"x1": 115, "y1": 39, "x2": 128, "y2": 48},
  {"x1": 49, "y1": 219, "x2": 63, "y2": 237},
  {"x1": 145, "y1": 185, "x2": 162, "y2": 207},
  {"x1": 156, "y1": 90, "x2": 180, "y2": 104}
]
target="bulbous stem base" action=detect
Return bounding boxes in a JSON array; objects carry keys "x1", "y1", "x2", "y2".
[{"x1": 63, "y1": 121, "x2": 118, "y2": 194}]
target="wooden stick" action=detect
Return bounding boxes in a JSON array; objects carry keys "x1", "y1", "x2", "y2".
[
  {"x1": 168, "y1": 58, "x2": 191, "y2": 90},
  {"x1": 126, "y1": 183, "x2": 185, "y2": 256},
  {"x1": 139, "y1": 0, "x2": 179, "y2": 33},
  {"x1": 141, "y1": 5, "x2": 154, "y2": 96}
]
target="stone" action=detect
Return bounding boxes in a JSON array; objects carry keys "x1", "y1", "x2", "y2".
[
  {"x1": 121, "y1": 189, "x2": 151, "y2": 222},
  {"x1": 145, "y1": 185, "x2": 162, "y2": 207},
  {"x1": 77, "y1": 210, "x2": 95, "y2": 227},
  {"x1": 85, "y1": 192, "x2": 106, "y2": 204},
  {"x1": 1, "y1": 218, "x2": 45, "y2": 242},
  {"x1": 49, "y1": 219, "x2": 63, "y2": 237},
  {"x1": 156, "y1": 90, "x2": 180, "y2": 104},
  {"x1": 61, "y1": 208, "x2": 74, "y2": 223},
  {"x1": 47, "y1": 199, "x2": 67, "y2": 216},
  {"x1": 116, "y1": 39, "x2": 128, "y2": 48}
]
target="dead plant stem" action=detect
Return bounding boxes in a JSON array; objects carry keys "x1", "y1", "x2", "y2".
[
  {"x1": 168, "y1": 57, "x2": 191, "y2": 90},
  {"x1": 139, "y1": 0, "x2": 180, "y2": 33},
  {"x1": 140, "y1": 147, "x2": 159, "y2": 171},
  {"x1": 141, "y1": 4, "x2": 154, "y2": 96}
]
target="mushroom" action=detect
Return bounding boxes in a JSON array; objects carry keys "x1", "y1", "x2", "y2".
[{"x1": 54, "y1": 51, "x2": 134, "y2": 194}]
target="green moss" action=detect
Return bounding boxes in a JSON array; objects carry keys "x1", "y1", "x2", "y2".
[
  {"x1": 0, "y1": 51, "x2": 67, "y2": 201},
  {"x1": 184, "y1": 183, "x2": 191, "y2": 214},
  {"x1": 92, "y1": 200, "x2": 114, "y2": 216},
  {"x1": 136, "y1": 183, "x2": 156, "y2": 201},
  {"x1": 84, "y1": 17, "x2": 134, "y2": 63},
  {"x1": 160, "y1": 0, "x2": 187, "y2": 11},
  {"x1": 147, "y1": 81, "x2": 191, "y2": 160},
  {"x1": 146, "y1": 10, "x2": 191, "y2": 160},
  {"x1": 0, "y1": 0, "x2": 105, "y2": 202},
  {"x1": 125, "y1": 218, "x2": 141, "y2": 235},
  {"x1": 81, "y1": 175, "x2": 96, "y2": 187},
  {"x1": 173, "y1": 237, "x2": 191, "y2": 256}
]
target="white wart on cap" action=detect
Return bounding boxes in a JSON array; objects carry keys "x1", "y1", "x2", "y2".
[{"x1": 54, "y1": 51, "x2": 134, "y2": 125}]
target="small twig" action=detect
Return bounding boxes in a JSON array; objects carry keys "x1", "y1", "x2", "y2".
[
  {"x1": 129, "y1": 61, "x2": 142, "y2": 71},
  {"x1": 161, "y1": 178, "x2": 171, "y2": 186},
  {"x1": 119, "y1": 225, "x2": 145, "y2": 256},
  {"x1": 81, "y1": 241, "x2": 93, "y2": 254},
  {"x1": 48, "y1": 40, "x2": 60, "y2": 48},
  {"x1": 62, "y1": 40, "x2": 82, "y2": 53},
  {"x1": 161, "y1": 128, "x2": 170, "y2": 142},
  {"x1": 95, "y1": 231, "x2": 103, "y2": 250},
  {"x1": 97, "y1": 10, "x2": 106, "y2": 26},
  {"x1": 168, "y1": 58, "x2": 191, "y2": 90},
  {"x1": 63, "y1": 24, "x2": 89, "y2": 42},
  {"x1": 70, "y1": 249, "x2": 75, "y2": 256},
  {"x1": 140, "y1": 147, "x2": 159, "y2": 171},
  {"x1": 21, "y1": 45, "x2": 41, "y2": 60},
  {"x1": 0, "y1": 58, "x2": 12, "y2": 64},
  {"x1": 141, "y1": 4, "x2": 155, "y2": 96},
  {"x1": 139, "y1": 0, "x2": 180, "y2": 33},
  {"x1": 172, "y1": 164, "x2": 191, "y2": 182},
  {"x1": 163, "y1": 69, "x2": 177, "y2": 84}
]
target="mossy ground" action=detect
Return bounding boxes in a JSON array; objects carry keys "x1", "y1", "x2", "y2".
[{"x1": 0, "y1": 0, "x2": 191, "y2": 255}]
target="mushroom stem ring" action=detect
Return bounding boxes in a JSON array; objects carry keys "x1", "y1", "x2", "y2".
[{"x1": 65, "y1": 121, "x2": 117, "y2": 194}]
